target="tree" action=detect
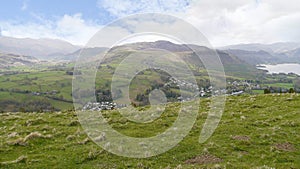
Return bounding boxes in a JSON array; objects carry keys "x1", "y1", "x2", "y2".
[
  {"x1": 289, "y1": 88, "x2": 295, "y2": 93},
  {"x1": 264, "y1": 88, "x2": 271, "y2": 94}
]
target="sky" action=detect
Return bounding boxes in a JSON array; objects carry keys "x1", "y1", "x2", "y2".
[{"x1": 0, "y1": 0, "x2": 299, "y2": 47}]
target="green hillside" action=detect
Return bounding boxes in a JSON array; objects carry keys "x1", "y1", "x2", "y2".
[
  {"x1": 0, "y1": 94, "x2": 299, "y2": 168},
  {"x1": 0, "y1": 41, "x2": 267, "y2": 112}
]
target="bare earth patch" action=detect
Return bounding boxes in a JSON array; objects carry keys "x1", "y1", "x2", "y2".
[
  {"x1": 231, "y1": 135, "x2": 250, "y2": 141},
  {"x1": 0, "y1": 155, "x2": 27, "y2": 165},
  {"x1": 239, "y1": 151, "x2": 249, "y2": 155},
  {"x1": 185, "y1": 154, "x2": 223, "y2": 165},
  {"x1": 7, "y1": 132, "x2": 52, "y2": 146},
  {"x1": 274, "y1": 143, "x2": 295, "y2": 151}
]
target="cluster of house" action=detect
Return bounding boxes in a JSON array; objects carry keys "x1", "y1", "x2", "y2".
[
  {"x1": 229, "y1": 81, "x2": 261, "y2": 88},
  {"x1": 82, "y1": 80, "x2": 266, "y2": 111},
  {"x1": 165, "y1": 77, "x2": 199, "y2": 91},
  {"x1": 82, "y1": 102, "x2": 117, "y2": 111},
  {"x1": 32, "y1": 90, "x2": 58, "y2": 96},
  {"x1": 227, "y1": 80, "x2": 278, "y2": 95},
  {"x1": 166, "y1": 77, "x2": 229, "y2": 98},
  {"x1": 227, "y1": 81, "x2": 256, "y2": 95}
]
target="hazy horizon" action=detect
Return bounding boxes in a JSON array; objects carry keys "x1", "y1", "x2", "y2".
[{"x1": 1, "y1": 34, "x2": 300, "y2": 49}]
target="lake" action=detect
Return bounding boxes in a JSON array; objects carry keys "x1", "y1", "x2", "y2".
[{"x1": 257, "y1": 63, "x2": 300, "y2": 75}]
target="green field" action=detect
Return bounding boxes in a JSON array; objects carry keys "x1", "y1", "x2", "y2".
[
  {"x1": 0, "y1": 94, "x2": 299, "y2": 168},
  {"x1": 252, "y1": 89, "x2": 264, "y2": 94},
  {"x1": 264, "y1": 83, "x2": 294, "y2": 89},
  {"x1": 0, "y1": 70, "x2": 74, "y2": 111},
  {"x1": 0, "y1": 61, "x2": 299, "y2": 112}
]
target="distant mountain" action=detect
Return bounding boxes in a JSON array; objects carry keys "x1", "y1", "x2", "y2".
[
  {"x1": 106, "y1": 41, "x2": 245, "y2": 65},
  {"x1": 277, "y1": 47, "x2": 300, "y2": 63},
  {"x1": 89, "y1": 41, "x2": 260, "y2": 78},
  {"x1": 224, "y1": 49, "x2": 281, "y2": 65},
  {"x1": 119, "y1": 40, "x2": 190, "y2": 52},
  {"x1": 0, "y1": 52, "x2": 39, "y2": 68},
  {"x1": 0, "y1": 36, "x2": 80, "y2": 60},
  {"x1": 219, "y1": 42, "x2": 300, "y2": 54},
  {"x1": 63, "y1": 47, "x2": 108, "y2": 61},
  {"x1": 218, "y1": 42, "x2": 300, "y2": 65},
  {"x1": 267, "y1": 42, "x2": 300, "y2": 53}
]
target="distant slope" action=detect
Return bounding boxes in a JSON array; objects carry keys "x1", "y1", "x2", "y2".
[
  {"x1": 109, "y1": 41, "x2": 245, "y2": 65},
  {"x1": 219, "y1": 42, "x2": 300, "y2": 54},
  {"x1": 224, "y1": 49, "x2": 281, "y2": 65},
  {"x1": 220, "y1": 42, "x2": 300, "y2": 65},
  {"x1": 0, "y1": 36, "x2": 80, "y2": 60},
  {"x1": 277, "y1": 47, "x2": 300, "y2": 63},
  {"x1": 63, "y1": 47, "x2": 108, "y2": 61},
  {"x1": 0, "y1": 53, "x2": 39, "y2": 68},
  {"x1": 96, "y1": 41, "x2": 261, "y2": 78}
]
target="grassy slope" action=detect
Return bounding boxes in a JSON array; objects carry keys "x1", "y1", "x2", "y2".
[{"x1": 0, "y1": 94, "x2": 299, "y2": 168}]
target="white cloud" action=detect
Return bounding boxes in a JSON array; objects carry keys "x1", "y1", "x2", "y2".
[
  {"x1": 95, "y1": 0, "x2": 300, "y2": 46},
  {"x1": 179, "y1": 0, "x2": 300, "y2": 46},
  {"x1": 97, "y1": 0, "x2": 190, "y2": 17},
  {"x1": 2, "y1": 0, "x2": 300, "y2": 46},
  {"x1": 0, "y1": 13, "x2": 101, "y2": 45},
  {"x1": 85, "y1": 14, "x2": 213, "y2": 48},
  {"x1": 55, "y1": 14, "x2": 101, "y2": 45},
  {"x1": 117, "y1": 34, "x2": 179, "y2": 46},
  {"x1": 87, "y1": 25, "x2": 130, "y2": 47}
]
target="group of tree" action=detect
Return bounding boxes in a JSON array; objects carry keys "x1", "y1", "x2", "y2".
[{"x1": 264, "y1": 87, "x2": 296, "y2": 94}]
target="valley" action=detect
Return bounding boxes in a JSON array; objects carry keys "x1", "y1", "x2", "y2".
[{"x1": 1, "y1": 40, "x2": 300, "y2": 112}]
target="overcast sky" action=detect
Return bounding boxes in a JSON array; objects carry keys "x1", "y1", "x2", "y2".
[{"x1": 0, "y1": 0, "x2": 299, "y2": 47}]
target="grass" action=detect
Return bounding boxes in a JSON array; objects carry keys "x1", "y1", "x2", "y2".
[
  {"x1": 0, "y1": 94, "x2": 299, "y2": 168},
  {"x1": 252, "y1": 89, "x2": 264, "y2": 94}
]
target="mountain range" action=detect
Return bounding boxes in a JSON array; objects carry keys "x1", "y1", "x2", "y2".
[
  {"x1": 219, "y1": 42, "x2": 300, "y2": 54},
  {"x1": 1, "y1": 36, "x2": 300, "y2": 67},
  {"x1": 0, "y1": 36, "x2": 80, "y2": 60},
  {"x1": 220, "y1": 42, "x2": 300, "y2": 65}
]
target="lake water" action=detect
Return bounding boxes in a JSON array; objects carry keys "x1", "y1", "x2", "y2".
[{"x1": 257, "y1": 63, "x2": 300, "y2": 75}]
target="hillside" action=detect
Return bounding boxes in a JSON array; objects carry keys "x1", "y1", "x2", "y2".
[
  {"x1": 224, "y1": 49, "x2": 280, "y2": 65},
  {"x1": 220, "y1": 42, "x2": 300, "y2": 65},
  {"x1": 110, "y1": 41, "x2": 245, "y2": 65},
  {"x1": 0, "y1": 41, "x2": 267, "y2": 112},
  {"x1": 0, "y1": 53, "x2": 39, "y2": 68},
  {"x1": 101, "y1": 41, "x2": 260, "y2": 78},
  {"x1": 0, "y1": 36, "x2": 80, "y2": 60},
  {"x1": 219, "y1": 42, "x2": 300, "y2": 54},
  {"x1": 63, "y1": 47, "x2": 108, "y2": 61},
  {"x1": 0, "y1": 94, "x2": 299, "y2": 168},
  {"x1": 278, "y1": 47, "x2": 300, "y2": 63}
]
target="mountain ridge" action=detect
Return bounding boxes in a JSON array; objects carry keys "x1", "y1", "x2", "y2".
[
  {"x1": 0, "y1": 36, "x2": 80, "y2": 60},
  {"x1": 1, "y1": 36, "x2": 300, "y2": 66}
]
